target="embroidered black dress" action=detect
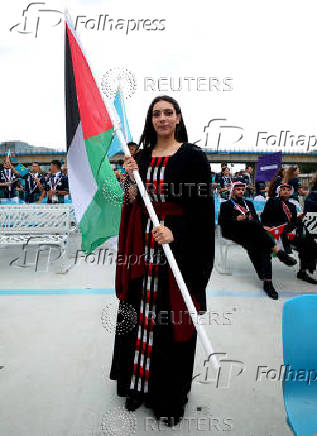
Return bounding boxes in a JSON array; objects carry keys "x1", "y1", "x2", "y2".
[{"x1": 110, "y1": 143, "x2": 215, "y2": 417}]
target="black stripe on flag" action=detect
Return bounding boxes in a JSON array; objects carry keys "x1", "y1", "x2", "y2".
[{"x1": 65, "y1": 24, "x2": 80, "y2": 151}]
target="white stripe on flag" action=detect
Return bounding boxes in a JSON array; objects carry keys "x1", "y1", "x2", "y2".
[{"x1": 67, "y1": 122, "x2": 97, "y2": 223}]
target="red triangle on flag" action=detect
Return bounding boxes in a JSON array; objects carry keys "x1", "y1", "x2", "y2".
[{"x1": 65, "y1": 22, "x2": 113, "y2": 140}]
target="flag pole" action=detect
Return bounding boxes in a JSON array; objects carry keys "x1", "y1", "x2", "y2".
[
  {"x1": 118, "y1": 81, "x2": 128, "y2": 143},
  {"x1": 64, "y1": 10, "x2": 219, "y2": 370}
]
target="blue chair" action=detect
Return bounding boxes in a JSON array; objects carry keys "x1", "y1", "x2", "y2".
[
  {"x1": 214, "y1": 193, "x2": 221, "y2": 225},
  {"x1": 253, "y1": 200, "x2": 266, "y2": 214},
  {"x1": 282, "y1": 295, "x2": 317, "y2": 436}
]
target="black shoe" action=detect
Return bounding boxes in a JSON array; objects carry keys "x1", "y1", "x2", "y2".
[
  {"x1": 163, "y1": 414, "x2": 183, "y2": 427},
  {"x1": 297, "y1": 271, "x2": 317, "y2": 284},
  {"x1": 144, "y1": 394, "x2": 153, "y2": 408},
  {"x1": 154, "y1": 406, "x2": 184, "y2": 426},
  {"x1": 276, "y1": 250, "x2": 297, "y2": 266},
  {"x1": 284, "y1": 246, "x2": 293, "y2": 255},
  {"x1": 263, "y1": 281, "x2": 279, "y2": 300},
  {"x1": 125, "y1": 395, "x2": 143, "y2": 411}
]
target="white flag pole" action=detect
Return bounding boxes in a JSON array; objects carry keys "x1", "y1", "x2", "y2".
[
  {"x1": 65, "y1": 10, "x2": 219, "y2": 370},
  {"x1": 118, "y1": 82, "x2": 128, "y2": 143}
]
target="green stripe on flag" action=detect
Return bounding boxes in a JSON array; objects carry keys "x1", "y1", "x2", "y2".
[
  {"x1": 85, "y1": 130, "x2": 114, "y2": 180},
  {"x1": 80, "y1": 129, "x2": 123, "y2": 253},
  {"x1": 79, "y1": 188, "x2": 122, "y2": 253},
  {"x1": 266, "y1": 230, "x2": 277, "y2": 257}
]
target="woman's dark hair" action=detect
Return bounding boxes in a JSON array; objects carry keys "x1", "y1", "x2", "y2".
[
  {"x1": 139, "y1": 95, "x2": 188, "y2": 149},
  {"x1": 283, "y1": 166, "x2": 298, "y2": 183},
  {"x1": 268, "y1": 167, "x2": 284, "y2": 198}
]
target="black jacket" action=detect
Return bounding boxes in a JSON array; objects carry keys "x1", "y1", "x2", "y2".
[
  {"x1": 135, "y1": 143, "x2": 215, "y2": 312},
  {"x1": 261, "y1": 197, "x2": 298, "y2": 230},
  {"x1": 304, "y1": 191, "x2": 317, "y2": 213},
  {"x1": 219, "y1": 198, "x2": 258, "y2": 231}
]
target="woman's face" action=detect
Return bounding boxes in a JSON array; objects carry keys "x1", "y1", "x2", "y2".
[
  {"x1": 224, "y1": 168, "x2": 230, "y2": 176},
  {"x1": 152, "y1": 100, "x2": 180, "y2": 138}
]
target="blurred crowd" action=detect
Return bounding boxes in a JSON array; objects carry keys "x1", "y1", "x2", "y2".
[{"x1": 0, "y1": 156, "x2": 69, "y2": 204}]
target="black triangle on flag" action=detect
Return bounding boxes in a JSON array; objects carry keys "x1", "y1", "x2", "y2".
[{"x1": 65, "y1": 23, "x2": 80, "y2": 151}]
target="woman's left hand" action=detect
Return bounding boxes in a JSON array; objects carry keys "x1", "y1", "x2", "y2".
[{"x1": 152, "y1": 225, "x2": 174, "y2": 244}]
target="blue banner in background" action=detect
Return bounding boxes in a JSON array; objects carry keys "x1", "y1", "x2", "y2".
[{"x1": 256, "y1": 152, "x2": 282, "y2": 182}]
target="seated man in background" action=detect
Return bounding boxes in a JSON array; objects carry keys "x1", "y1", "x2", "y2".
[
  {"x1": 261, "y1": 183, "x2": 317, "y2": 284},
  {"x1": 43, "y1": 160, "x2": 69, "y2": 203},
  {"x1": 219, "y1": 182, "x2": 297, "y2": 300}
]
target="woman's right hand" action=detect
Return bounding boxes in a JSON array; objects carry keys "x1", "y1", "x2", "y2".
[{"x1": 123, "y1": 156, "x2": 138, "y2": 180}]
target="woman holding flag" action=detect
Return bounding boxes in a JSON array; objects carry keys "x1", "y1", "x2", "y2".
[{"x1": 110, "y1": 95, "x2": 215, "y2": 426}]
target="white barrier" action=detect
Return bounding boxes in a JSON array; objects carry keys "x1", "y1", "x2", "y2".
[{"x1": 0, "y1": 204, "x2": 75, "y2": 273}]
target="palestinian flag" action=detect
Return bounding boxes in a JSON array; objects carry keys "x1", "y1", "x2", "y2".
[
  {"x1": 266, "y1": 224, "x2": 285, "y2": 241},
  {"x1": 266, "y1": 224, "x2": 286, "y2": 254},
  {"x1": 65, "y1": 15, "x2": 123, "y2": 253}
]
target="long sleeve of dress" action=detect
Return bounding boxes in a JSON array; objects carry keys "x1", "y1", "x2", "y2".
[{"x1": 170, "y1": 146, "x2": 215, "y2": 311}]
